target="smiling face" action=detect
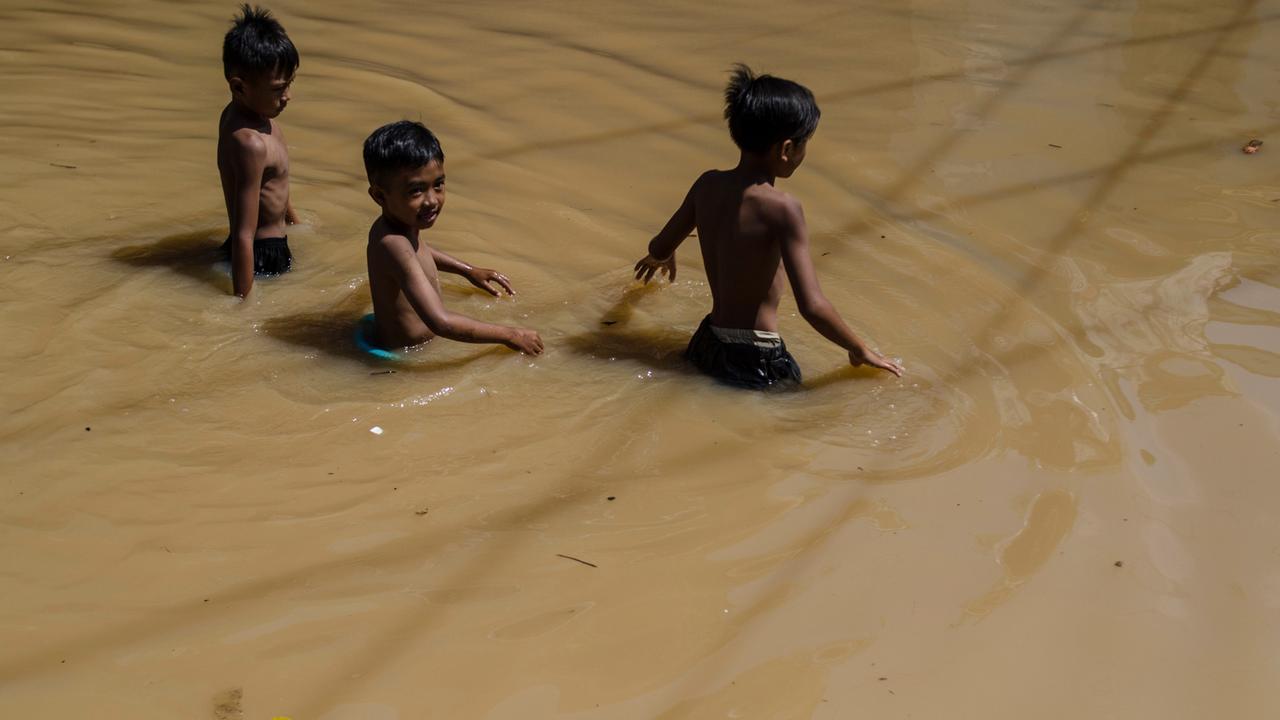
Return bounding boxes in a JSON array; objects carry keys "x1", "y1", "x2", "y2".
[
  {"x1": 370, "y1": 160, "x2": 447, "y2": 230},
  {"x1": 230, "y1": 69, "x2": 294, "y2": 119}
]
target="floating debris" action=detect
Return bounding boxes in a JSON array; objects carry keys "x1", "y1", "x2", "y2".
[{"x1": 556, "y1": 553, "x2": 598, "y2": 568}]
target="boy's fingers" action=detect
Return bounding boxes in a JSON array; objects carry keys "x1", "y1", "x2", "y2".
[
  {"x1": 878, "y1": 359, "x2": 903, "y2": 377},
  {"x1": 495, "y1": 275, "x2": 515, "y2": 295}
]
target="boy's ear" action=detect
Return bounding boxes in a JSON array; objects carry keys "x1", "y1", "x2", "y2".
[
  {"x1": 368, "y1": 185, "x2": 386, "y2": 207},
  {"x1": 778, "y1": 139, "x2": 795, "y2": 163},
  {"x1": 228, "y1": 76, "x2": 246, "y2": 97}
]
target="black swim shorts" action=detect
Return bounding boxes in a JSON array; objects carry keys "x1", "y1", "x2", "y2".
[
  {"x1": 685, "y1": 315, "x2": 802, "y2": 389},
  {"x1": 221, "y1": 235, "x2": 293, "y2": 276}
]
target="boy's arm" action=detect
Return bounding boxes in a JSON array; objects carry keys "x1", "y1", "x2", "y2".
[
  {"x1": 634, "y1": 181, "x2": 697, "y2": 284},
  {"x1": 230, "y1": 133, "x2": 268, "y2": 297},
  {"x1": 381, "y1": 236, "x2": 542, "y2": 354},
  {"x1": 777, "y1": 198, "x2": 903, "y2": 377},
  {"x1": 430, "y1": 247, "x2": 515, "y2": 296}
]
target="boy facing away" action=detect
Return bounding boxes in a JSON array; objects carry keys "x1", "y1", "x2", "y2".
[
  {"x1": 633, "y1": 65, "x2": 904, "y2": 388},
  {"x1": 217, "y1": 4, "x2": 298, "y2": 297},
  {"x1": 362, "y1": 121, "x2": 543, "y2": 355}
]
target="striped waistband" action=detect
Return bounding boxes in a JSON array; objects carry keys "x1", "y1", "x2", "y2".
[{"x1": 710, "y1": 324, "x2": 783, "y2": 348}]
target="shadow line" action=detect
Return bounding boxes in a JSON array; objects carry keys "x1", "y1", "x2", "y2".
[
  {"x1": 109, "y1": 229, "x2": 229, "y2": 294},
  {"x1": 463, "y1": 9, "x2": 1277, "y2": 166}
]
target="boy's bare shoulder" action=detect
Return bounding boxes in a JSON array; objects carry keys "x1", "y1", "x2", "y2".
[
  {"x1": 368, "y1": 219, "x2": 414, "y2": 254},
  {"x1": 691, "y1": 168, "x2": 727, "y2": 191},
  {"x1": 223, "y1": 125, "x2": 268, "y2": 158},
  {"x1": 747, "y1": 184, "x2": 804, "y2": 226}
]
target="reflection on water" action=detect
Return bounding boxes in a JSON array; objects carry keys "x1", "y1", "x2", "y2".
[{"x1": 2, "y1": 0, "x2": 1279, "y2": 718}]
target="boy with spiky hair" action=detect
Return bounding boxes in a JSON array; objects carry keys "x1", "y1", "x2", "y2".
[
  {"x1": 362, "y1": 120, "x2": 544, "y2": 355},
  {"x1": 633, "y1": 64, "x2": 903, "y2": 388},
  {"x1": 217, "y1": 4, "x2": 299, "y2": 296}
]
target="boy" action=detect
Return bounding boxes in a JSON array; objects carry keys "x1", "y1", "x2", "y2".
[
  {"x1": 633, "y1": 65, "x2": 903, "y2": 388},
  {"x1": 363, "y1": 120, "x2": 543, "y2": 355},
  {"x1": 217, "y1": 4, "x2": 299, "y2": 297}
]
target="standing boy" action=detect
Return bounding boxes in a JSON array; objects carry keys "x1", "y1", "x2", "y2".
[
  {"x1": 217, "y1": 4, "x2": 299, "y2": 297},
  {"x1": 633, "y1": 65, "x2": 903, "y2": 388},
  {"x1": 363, "y1": 121, "x2": 543, "y2": 355}
]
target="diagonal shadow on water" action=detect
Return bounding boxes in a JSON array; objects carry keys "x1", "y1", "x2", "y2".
[{"x1": 109, "y1": 228, "x2": 230, "y2": 294}]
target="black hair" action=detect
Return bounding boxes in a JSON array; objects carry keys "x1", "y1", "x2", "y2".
[
  {"x1": 222, "y1": 4, "x2": 299, "y2": 80},
  {"x1": 723, "y1": 64, "x2": 820, "y2": 153},
  {"x1": 363, "y1": 120, "x2": 446, "y2": 185}
]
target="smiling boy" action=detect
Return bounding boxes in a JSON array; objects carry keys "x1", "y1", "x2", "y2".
[
  {"x1": 217, "y1": 4, "x2": 299, "y2": 297},
  {"x1": 362, "y1": 120, "x2": 543, "y2": 355}
]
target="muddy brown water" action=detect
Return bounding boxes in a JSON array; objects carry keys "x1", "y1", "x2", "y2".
[{"x1": 2, "y1": 0, "x2": 1278, "y2": 717}]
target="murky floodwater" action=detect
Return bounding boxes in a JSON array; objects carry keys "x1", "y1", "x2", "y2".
[{"x1": 2, "y1": 0, "x2": 1279, "y2": 717}]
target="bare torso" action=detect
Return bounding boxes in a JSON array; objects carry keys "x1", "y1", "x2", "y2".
[
  {"x1": 367, "y1": 218, "x2": 443, "y2": 348},
  {"x1": 691, "y1": 170, "x2": 789, "y2": 332},
  {"x1": 217, "y1": 103, "x2": 290, "y2": 239}
]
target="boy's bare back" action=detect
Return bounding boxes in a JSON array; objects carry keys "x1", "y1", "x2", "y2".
[{"x1": 687, "y1": 170, "x2": 801, "y2": 332}]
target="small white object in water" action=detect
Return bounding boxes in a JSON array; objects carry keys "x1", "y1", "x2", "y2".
[{"x1": 370, "y1": 426, "x2": 384, "y2": 435}]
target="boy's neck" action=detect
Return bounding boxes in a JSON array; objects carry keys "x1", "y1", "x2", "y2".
[
  {"x1": 381, "y1": 212, "x2": 420, "y2": 241},
  {"x1": 229, "y1": 97, "x2": 268, "y2": 124},
  {"x1": 732, "y1": 153, "x2": 777, "y2": 185}
]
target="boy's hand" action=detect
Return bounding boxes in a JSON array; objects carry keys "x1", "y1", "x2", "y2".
[
  {"x1": 850, "y1": 347, "x2": 904, "y2": 377},
  {"x1": 504, "y1": 327, "x2": 544, "y2": 355},
  {"x1": 285, "y1": 203, "x2": 300, "y2": 225},
  {"x1": 634, "y1": 253, "x2": 676, "y2": 284},
  {"x1": 464, "y1": 266, "x2": 515, "y2": 296}
]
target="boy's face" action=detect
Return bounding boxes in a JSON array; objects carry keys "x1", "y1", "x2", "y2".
[
  {"x1": 230, "y1": 69, "x2": 294, "y2": 119},
  {"x1": 370, "y1": 160, "x2": 447, "y2": 230}
]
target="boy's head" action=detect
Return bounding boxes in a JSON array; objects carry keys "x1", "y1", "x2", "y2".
[
  {"x1": 724, "y1": 64, "x2": 820, "y2": 176},
  {"x1": 364, "y1": 121, "x2": 447, "y2": 229},
  {"x1": 223, "y1": 4, "x2": 298, "y2": 118}
]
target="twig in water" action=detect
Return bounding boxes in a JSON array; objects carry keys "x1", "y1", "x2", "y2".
[{"x1": 556, "y1": 553, "x2": 598, "y2": 568}]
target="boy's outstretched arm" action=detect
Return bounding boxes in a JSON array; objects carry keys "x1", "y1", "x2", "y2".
[
  {"x1": 230, "y1": 133, "x2": 268, "y2": 297},
  {"x1": 777, "y1": 198, "x2": 904, "y2": 377},
  {"x1": 635, "y1": 182, "x2": 697, "y2": 284},
  {"x1": 429, "y1": 247, "x2": 515, "y2": 297},
  {"x1": 380, "y1": 235, "x2": 543, "y2": 354}
]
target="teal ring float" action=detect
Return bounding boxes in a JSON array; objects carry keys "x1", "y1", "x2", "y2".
[{"x1": 355, "y1": 314, "x2": 400, "y2": 360}]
